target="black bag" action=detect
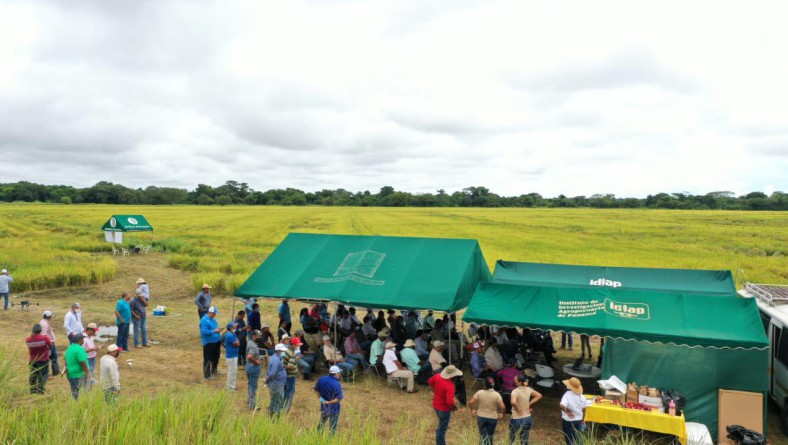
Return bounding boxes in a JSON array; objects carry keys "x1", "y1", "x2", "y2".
[
  {"x1": 726, "y1": 425, "x2": 765, "y2": 445},
  {"x1": 660, "y1": 389, "x2": 686, "y2": 416}
]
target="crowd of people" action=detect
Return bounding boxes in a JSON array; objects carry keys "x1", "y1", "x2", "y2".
[{"x1": 22, "y1": 277, "x2": 594, "y2": 444}]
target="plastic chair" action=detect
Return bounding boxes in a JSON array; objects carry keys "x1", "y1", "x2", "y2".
[
  {"x1": 112, "y1": 246, "x2": 119, "y2": 255},
  {"x1": 534, "y1": 364, "x2": 556, "y2": 394},
  {"x1": 121, "y1": 247, "x2": 129, "y2": 256},
  {"x1": 387, "y1": 375, "x2": 407, "y2": 392}
]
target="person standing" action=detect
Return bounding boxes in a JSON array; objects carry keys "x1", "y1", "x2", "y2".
[
  {"x1": 278, "y1": 299, "x2": 292, "y2": 336},
  {"x1": 429, "y1": 365, "x2": 462, "y2": 445},
  {"x1": 560, "y1": 377, "x2": 587, "y2": 445},
  {"x1": 234, "y1": 310, "x2": 248, "y2": 366},
  {"x1": 40, "y1": 310, "x2": 60, "y2": 374},
  {"x1": 82, "y1": 323, "x2": 100, "y2": 384},
  {"x1": 100, "y1": 344, "x2": 122, "y2": 403},
  {"x1": 264, "y1": 344, "x2": 287, "y2": 417},
  {"x1": 469, "y1": 377, "x2": 505, "y2": 445},
  {"x1": 0, "y1": 269, "x2": 12, "y2": 310},
  {"x1": 224, "y1": 322, "x2": 240, "y2": 391},
  {"x1": 114, "y1": 292, "x2": 132, "y2": 352},
  {"x1": 245, "y1": 330, "x2": 263, "y2": 410},
  {"x1": 62, "y1": 333, "x2": 90, "y2": 400},
  {"x1": 579, "y1": 334, "x2": 592, "y2": 360},
  {"x1": 281, "y1": 336, "x2": 298, "y2": 411},
  {"x1": 510, "y1": 375, "x2": 542, "y2": 445},
  {"x1": 200, "y1": 307, "x2": 222, "y2": 379},
  {"x1": 63, "y1": 303, "x2": 84, "y2": 344},
  {"x1": 314, "y1": 366, "x2": 344, "y2": 435},
  {"x1": 136, "y1": 278, "x2": 150, "y2": 301},
  {"x1": 129, "y1": 290, "x2": 149, "y2": 348},
  {"x1": 25, "y1": 323, "x2": 52, "y2": 394},
  {"x1": 560, "y1": 332, "x2": 574, "y2": 350},
  {"x1": 194, "y1": 284, "x2": 212, "y2": 320}
]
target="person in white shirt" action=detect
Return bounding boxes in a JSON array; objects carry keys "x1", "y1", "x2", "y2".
[
  {"x1": 0, "y1": 269, "x2": 13, "y2": 310},
  {"x1": 382, "y1": 342, "x2": 416, "y2": 393},
  {"x1": 100, "y1": 344, "x2": 122, "y2": 403},
  {"x1": 483, "y1": 338, "x2": 504, "y2": 372},
  {"x1": 40, "y1": 311, "x2": 60, "y2": 374},
  {"x1": 559, "y1": 377, "x2": 587, "y2": 445},
  {"x1": 63, "y1": 303, "x2": 84, "y2": 344}
]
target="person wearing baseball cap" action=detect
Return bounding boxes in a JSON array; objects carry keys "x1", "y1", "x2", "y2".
[
  {"x1": 368, "y1": 330, "x2": 388, "y2": 367},
  {"x1": 224, "y1": 322, "x2": 241, "y2": 391},
  {"x1": 560, "y1": 377, "x2": 586, "y2": 444},
  {"x1": 429, "y1": 365, "x2": 463, "y2": 445},
  {"x1": 264, "y1": 343, "x2": 287, "y2": 417},
  {"x1": 200, "y1": 306, "x2": 223, "y2": 380},
  {"x1": 101, "y1": 344, "x2": 122, "y2": 403},
  {"x1": 39, "y1": 310, "x2": 60, "y2": 375},
  {"x1": 314, "y1": 365, "x2": 344, "y2": 434},
  {"x1": 382, "y1": 341, "x2": 417, "y2": 393},
  {"x1": 26, "y1": 323, "x2": 53, "y2": 394},
  {"x1": 194, "y1": 284, "x2": 212, "y2": 320},
  {"x1": 0, "y1": 268, "x2": 12, "y2": 310},
  {"x1": 290, "y1": 337, "x2": 313, "y2": 381},
  {"x1": 471, "y1": 341, "x2": 496, "y2": 381},
  {"x1": 63, "y1": 332, "x2": 89, "y2": 400},
  {"x1": 430, "y1": 340, "x2": 448, "y2": 373},
  {"x1": 245, "y1": 330, "x2": 264, "y2": 410},
  {"x1": 278, "y1": 336, "x2": 298, "y2": 412}
]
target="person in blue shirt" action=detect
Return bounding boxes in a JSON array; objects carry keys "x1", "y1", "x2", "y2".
[
  {"x1": 224, "y1": 322, "x2": 240, "y2": 391},
  {"x1": 314, "y1": 366, "x2": 344, "y2": 434},
  {"x1": 264, "y1": 344, "x2": 288, "y2": 417},
  {"x1": 278, "y1": 299, "x2": 292, "y2": 336},
  {"x1": 200, "y1": 307, "x2": 223, "y2": 379},
  {"x1": 113, "y1": 292, "x2": 132, "y2": 351}
]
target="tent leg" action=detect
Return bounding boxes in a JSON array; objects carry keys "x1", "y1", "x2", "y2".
[
  {"x1": 231, "y1": 297, "x2": 236, "y2": 324},
  {"x1": 448, "y1": 312, "x2": 452, "y2": 364}
]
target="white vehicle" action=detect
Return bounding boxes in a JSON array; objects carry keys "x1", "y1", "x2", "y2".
[{"x1": 738, "y1": 282, "x2": 788, "y2": 434}]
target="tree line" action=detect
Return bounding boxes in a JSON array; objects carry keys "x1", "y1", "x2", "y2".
[{"x1": 1, "y1": 181, "x2": 786, "y2": 210}]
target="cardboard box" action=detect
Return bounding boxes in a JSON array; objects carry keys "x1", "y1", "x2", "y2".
[
  {"x1": 638, "y1": 394, "x2": 663, "y2": 412},
  {"x1": 604, "y1": 390, "x2": 626, "y2": 404},
  {"x1": 626, "y1": 384, "x2": 639, "y2": 403}
]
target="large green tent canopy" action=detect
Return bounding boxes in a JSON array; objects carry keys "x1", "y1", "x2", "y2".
[
  {"x1": 101, "y1": 215, "x2": 154, "y2": 232},
  {"x1": 463, "y1": 283, "x2": 767, "y2": 350},
  {"x1": 234, "y1": 233, "x2": 491, "y2": 312},
  {"x1": 492, "y1": 261, "x2": 736, "y2": 295}
]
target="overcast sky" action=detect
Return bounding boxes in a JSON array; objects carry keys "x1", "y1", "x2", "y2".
[{"x1": 1, "y1": 1, "x2": 786, "y2": 197}]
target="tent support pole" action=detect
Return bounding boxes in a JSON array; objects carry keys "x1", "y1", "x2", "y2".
[{"x1": 448, "y1": 311, "x2": 452, "y2": 364}]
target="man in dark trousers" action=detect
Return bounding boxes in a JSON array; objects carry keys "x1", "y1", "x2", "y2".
[
  {"x1": 199, "y1": 307, "x2": 223, "y2": 379},
  {"x1": 26, "y1": 323, "x2": 52, "y2": 394}
]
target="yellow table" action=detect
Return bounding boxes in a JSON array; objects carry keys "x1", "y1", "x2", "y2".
[{"x1": 584, "y1": 399, "x2": 687, "y2": 445}]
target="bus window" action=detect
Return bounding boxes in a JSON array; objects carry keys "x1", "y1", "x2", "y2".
[
  {"x1": 778, "y1": 327, "x2": 788, "y2": 368},
  {"x1": 761, "y1": 311, "x2": 771, "y2": 334}
]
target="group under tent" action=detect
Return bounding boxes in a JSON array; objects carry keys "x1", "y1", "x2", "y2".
[
  {"x1": 234, "y1": 232, "x2": 492, "y2": 360},
  {"x1": 463, "y1": 261, "x2": 768, "y2": 439},
  {"x1": 101, "y1": 214, "x2": 154, "y2": 245}
]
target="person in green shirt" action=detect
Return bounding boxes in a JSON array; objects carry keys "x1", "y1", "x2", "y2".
[
  {"x1": 401, "y1": 339, "x2": 432, "y2": 384},
  {"x1": 368, "y1": 330, "x2": 387, "y2": 366},
  {"x1": 62, "y1": 333, "x2": 90, "y2": 400}
]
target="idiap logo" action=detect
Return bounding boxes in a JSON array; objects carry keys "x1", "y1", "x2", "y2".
[
  {"x1": 127, "y1": 217, "x2": 139, "y2": 225},
  {"x1": 110, "y1": 217, "x2": 117, "y2": 228}
]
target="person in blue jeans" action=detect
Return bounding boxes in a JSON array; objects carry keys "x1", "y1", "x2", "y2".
[
  {"x1": 314, "y1": 366, "x2": 344, "y2": 434},
  {"x1": 114, "y1": 292, "x2": 132, "y2": 351},
  {"x1": 245, "y1": 330, "x2": 263, "y2": 410},
  {"x1": 265, "y1": 344, "x2": 287, "y2": 417},
  {"x1": 129, "y1": 290, "x2": 149, "y2": 348},
  {"x1": 510, "y1": 375, "x2": 543, "y2": 444},
  {"x1": 0, "y1": 269, "x2": 13, "y2": 310},
  {"x1": 470, "y1": 377, "x2": 505, "y2": 445}
]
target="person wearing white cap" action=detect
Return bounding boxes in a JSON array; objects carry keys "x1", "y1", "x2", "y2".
[
  {"x1": 314, "y1": 366, "x2": 344, "y2": 434},
  {"x1": 136, "y1": 277, "x2": 150, "y2": 301},
  {"x1": 382, "y1": 341, "x2": 417, "y2": 393},
  {"x1": 429, "y1": 340, "x2": 448, "y2": 373},
  {"x1": 322, "y1": 335, "x2": 355, "y2": 374},
  {"x1": 40, "y1": 310, "x2": 60, "y2": 374},
  {"x1": 0, "y1": 268, "x2": 12, "y2": 310},
  {"x1": 265, "y1": 343, "x2": 288, "y2": 417},
  {"x1": 194, "y1": 284, "x2": 212, "y2": 320},
  {"x1": 100, "y1": 344, "x2": 122, "y2": 404},
  {"x1": 200, "y1": 307, "x2": 223, "y2": 379},
  {"x1": 64, "y1": 302, "x2": 84, "y2": 344}
]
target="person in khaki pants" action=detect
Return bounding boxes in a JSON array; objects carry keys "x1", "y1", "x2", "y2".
[{"x1": 382, "y1": 342, "x2": 417, "y2": 393}]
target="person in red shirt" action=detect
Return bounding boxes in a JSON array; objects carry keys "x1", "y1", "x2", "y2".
[
  {"x1": 25, "y1": 323, "x2": 53, "y2": 394},
  {"x1": 429, "y1": 365, "x2": 463, "y2": 445}
]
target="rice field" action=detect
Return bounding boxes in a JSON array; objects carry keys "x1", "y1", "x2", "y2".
[{"x1": 0, "y1": 203, "x2": 786, "y2": 294}]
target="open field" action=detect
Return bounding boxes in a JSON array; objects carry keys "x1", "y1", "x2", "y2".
[{"x1": 0, "y1": 204, "x2": 787, "y2": 444}]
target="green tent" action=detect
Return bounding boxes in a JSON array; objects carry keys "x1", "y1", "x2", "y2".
[
  {"x1": 234, "y1": 233, "x2": 491, "y2": 312},
  {"x1": 493, "y1": 260, "x2": 736, "y2": 295},
  {"x1": 101, "y1": 215, "x2": 154, "y2": 232},
  {"x1": 463, "y1": 282, "x2": 768, "y2": 438}
]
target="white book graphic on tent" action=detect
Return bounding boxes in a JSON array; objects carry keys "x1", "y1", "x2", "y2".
[{"x1": 315, "y1": 250, "x2": 386, "y2": 285}]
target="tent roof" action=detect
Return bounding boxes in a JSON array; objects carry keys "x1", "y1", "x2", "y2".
[
  {"x1": 101, "y1": 215, "x2": 153, "y2": 232},
  {"x1": 234, "y1": 233, "x2": 491, "y2": 312},
  {"x1": 463, "y1": 283, "x2": 768, "y2": 349},
  {"x1": 493, "y1": 261, "x2": 736, "y2": 295}
]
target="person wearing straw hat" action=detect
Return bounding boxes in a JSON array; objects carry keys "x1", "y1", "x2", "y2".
[
  {"x1": 194, "y1": 284, "x2": 212, "y2": 320},
  {"x1": 429, "y1": 365, "x2": 463, "y2": 445},
  {"x1": 0, "y1": 268, "x2": 12, "y2": 310},
  {"x1": 100, "y1": 344, "x2": 122, "y2": 403},
  {"x1": 510, "y1": 374, "x2": 542, "y2": 445},
  {"x1": 382, "y1": 341, "x2": 417, "y2": 393},
  {"x1": 129, "y1": 290, "x2": 149, "y2": 348},
  {"x1": 401, "y1": 339, "x2": 431, "y2": 384},
  {"x1": 82, "y1": 323, "x2": 101, "y2": 384},
  {"x1": 200, "y1": 307, "x2": 223, "y2": 380},
  {"x1": 469, "y1": 376, "x2": 505, "y2": 445},
  {"x1": 25, "y1": 323, "x2": 52, "y2": 394},
  {"x1": 40, "y1": 310, "x2": 60, "y2": 375},
  {"x1": 314, "y1": 365, "x2": 344, "y2": 434},
  {"x1": 559, "y1": 377, "x2": 587, "y2": 445},
  {"x1": 136, "y1": 277, "x2": 150, "y2": 301}
]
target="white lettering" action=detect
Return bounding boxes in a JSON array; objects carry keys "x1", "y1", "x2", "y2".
[{"x1": 590, "y1": 278, "x2": 622, "y2": 288}]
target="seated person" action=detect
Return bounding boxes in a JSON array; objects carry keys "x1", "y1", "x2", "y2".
[
  {"x1": 405, "y1": 312, "x2": 419, "y2": 339},
  {"x1": 260, "y1": 324, "x2": 276, "y2": 355},
  {"x1": 471, "y1": 342, "x2": 497, "y2": 380},
  {"x1": 497, "y1": 358, "x2": 521, "y2": 393},
  {"x1": 429, "y1": 340, "x2": 448, "y2": 373},
  {"x1": 382, "y1": 342, "x2": 417, "y2": 393},
  {"x1": 401, "y1": 339, "x2": 432, "y2": 384},
  {"x1": 414, "y1": 330, "x2": 430, "y2": 360},
  {"x1": 322, "y1": 335, "x2": 356, "y2": 373},
  {"x1": 483, "y1": 338, "x2": 504, "y2": 372},
  {"x1": 343, "y1": 331, "x2": 370, "y2": 371},
  {"x1": 361, "y1": 316, "x2": 377, "y2": 341},
  {"x1": 368, "y1": 330, "x2": 388, "y2": 366}
]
